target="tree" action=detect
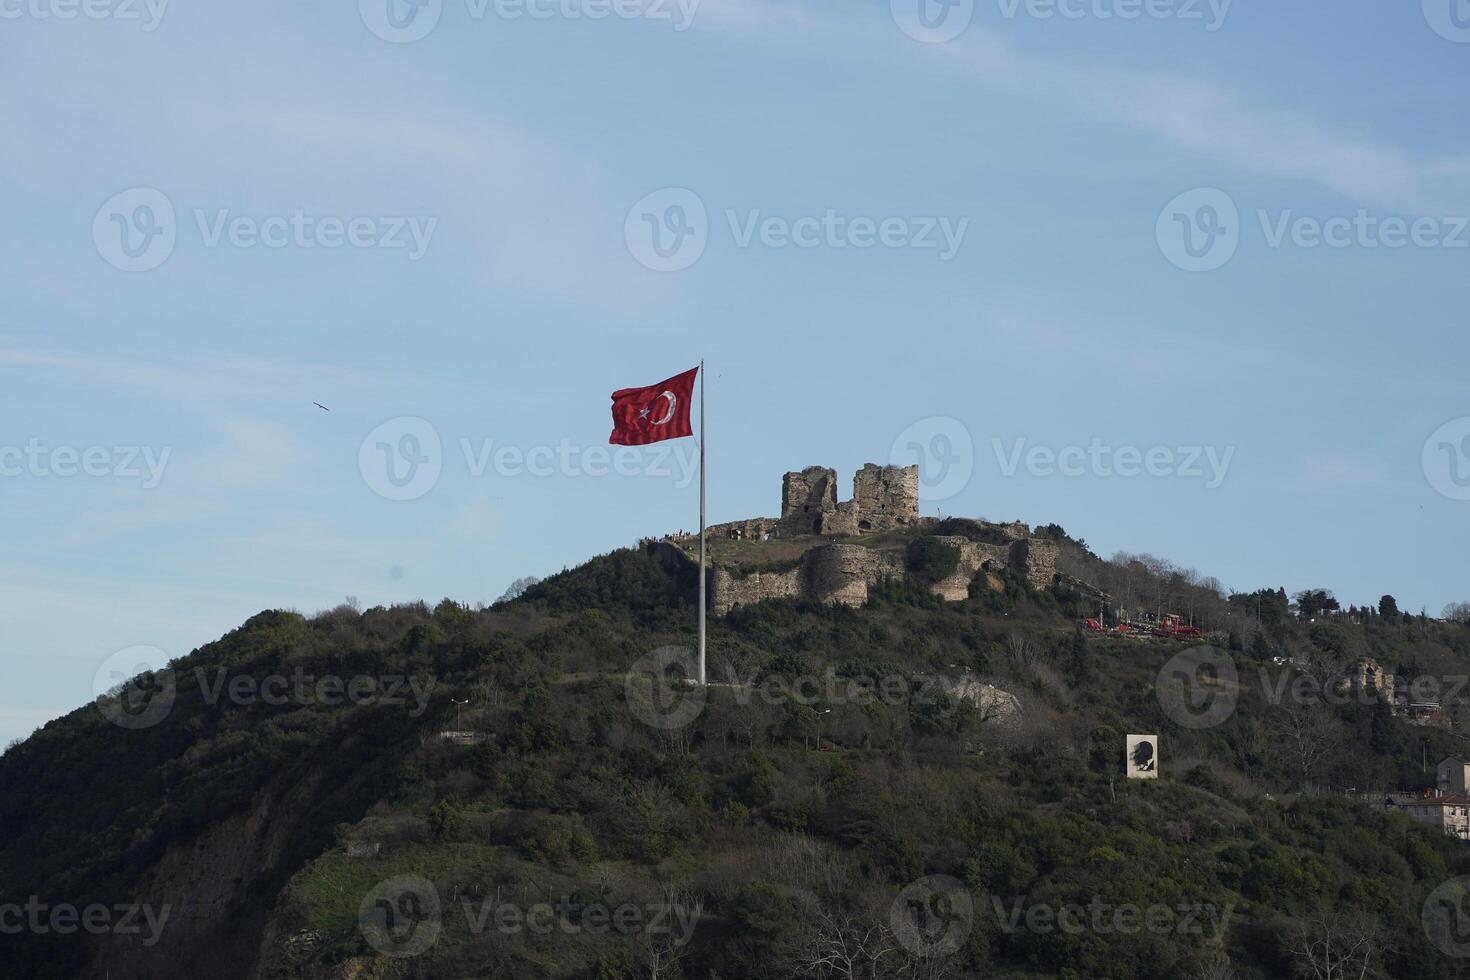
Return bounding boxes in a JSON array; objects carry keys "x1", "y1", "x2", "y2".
[
  {"x1": 497, "y1": 576, "x2": 540, "y2": 603},
  {"x1": 1293, "y1": 590, "x2": 1340, "y2": 620},
  {"x1": 785, "y1": 904, "x2": 904, "y2": 980},
  {"x1": 1230, "y1": 588, "x2": 1290, "y2": 627},
  {"x1": 1190, "y1": 957, "x2": 1237, "y2": 980},
  {"x1": 1250, "y1": 630, "x2": 1270, "y2": 661},
  {"x1": 1377, "y1": 595, "x2": 1399, "y2": 624},
  {"x1": 1004, "y1": 632, "x2": 1040, "y2": 669},
  {"x1": 642, "y1": 881, "x2": 699, "y2": 980},
  {"x1": 1287, "y1": 905, "x2": 1386, "y2": 979},
  {"x1": 1068, "y1": 628, "x2": 1090, "y2": 685},
  {"x1": 1443, "y1": 601, "x2": 1470, "y2": 623},
  {"x1": 1268, "y1": 701, "x2": 1340, "y2": 792}
]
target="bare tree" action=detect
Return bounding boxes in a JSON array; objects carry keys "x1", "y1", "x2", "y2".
[
  {"x1": 1003, "y1": 632, "x2": 1040, "y2": 669},
  {"x1": 497, "y1": 576, "x2": 540, "y2": 603},
  {"x1": 1287, "y1": 906, "x2": 1386, "y2": 980},
  {"x1": 1444, "y1": 601, "x2": 1470, "y2": 623},
  {"x1": 1267, "y1": 701, "x2": 1341, "y2": 792},
  {"x1": 642, "y1": 881, "x2": 701, "y2": 980},
  {"x1": 1293, "y1": 647, "x2": 1349, "y2": 695},
  {"x1": 1190, "y1": 957, "x2": 1237, "y2": 980},
  {"x1": 786, "y1": 905, "x2": 903, "y2": 980},
  {"x1": 473, "y1": 677, "x2": 505, "y2": 709},
  {"x1": 728, "y1": 697, "x2": 775, "y2": 749}
]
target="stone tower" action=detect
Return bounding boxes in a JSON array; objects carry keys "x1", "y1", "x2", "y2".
[
  {"x1": 850, "y1": 463, "x2": 920, "y2": 532},
  {"x1": 779, "y1": 466, "x2": 840, "y2": 536},
  {"x1": 777, "y1": 464, "x2": 919, "y2": 537}
]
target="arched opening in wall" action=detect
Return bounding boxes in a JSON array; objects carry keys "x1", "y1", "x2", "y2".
[
  {"x1": 813, "y1": 516, "x2": 824, "y2": 535},
  {"x1": 981, "y1": 560, "x2": 993, "y2": 571},
  {"x1": 858, "y1": 520, "x2": 872, "y2": 532}
]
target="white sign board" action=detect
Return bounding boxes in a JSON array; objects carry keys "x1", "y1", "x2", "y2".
[{"x1": 1126, "y1": 734, "x2": 1159, "y2": 779}]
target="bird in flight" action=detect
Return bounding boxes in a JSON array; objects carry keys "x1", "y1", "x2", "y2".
[{"x1": 313, "y1": 402, "x2": 330, "y2": 412}]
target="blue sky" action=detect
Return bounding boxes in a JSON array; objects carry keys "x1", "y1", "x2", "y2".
[{"x1": 3, "y1": 0, "x2": 1469, "y2": 744}]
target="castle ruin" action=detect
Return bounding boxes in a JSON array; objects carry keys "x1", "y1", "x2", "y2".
[
  {"x1": 654, "y1": 463, "x2": 1060, "y2": 616},
  {"x1": 706, "y1": 463, "x2": 921, "y2": 542}
]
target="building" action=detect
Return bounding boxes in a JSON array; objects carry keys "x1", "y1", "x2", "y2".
[
  {"x1": 1439, "y1": 756, "x2": 1470, "y2": 797},
  {"x1": 1397, "y1": 793, "x2": 1470, "y2": 842}
]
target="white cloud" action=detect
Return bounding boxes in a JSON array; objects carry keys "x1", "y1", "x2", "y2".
[{"x1": 694, "y1": 2, "x2": 1470, "y2": 216}]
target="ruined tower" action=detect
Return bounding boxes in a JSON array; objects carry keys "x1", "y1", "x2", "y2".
[
  {"x1": 776, "y1": 464, "x2": 919, "y2": 537},
  {"x1": 779, "y1": 466, "x2": 841, "y2": 536}
]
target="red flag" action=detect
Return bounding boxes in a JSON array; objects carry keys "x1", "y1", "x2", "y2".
[{"x1": 609, "y1": 366, "x2": 698, "y2": 446}]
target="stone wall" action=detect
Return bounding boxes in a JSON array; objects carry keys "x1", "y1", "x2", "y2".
[
  {"x1": 704, "y1": 543, "x2": 909, "y2": 614},
  {"x1": 924, "y1": 536, "x2": 1056, "y2": 601},
  {"x1": 710, "y1": 563, "x2": 804, "y2": 614},
  {"x1": 1015, "y1": 538, "x2": 1058, "y2": 588},
  {"x1": 706, "y1": 517, "x2": 779, "y2": 542},
  {"x1": 696, "y1": 535, "x2": 1058, "y2": 615}
]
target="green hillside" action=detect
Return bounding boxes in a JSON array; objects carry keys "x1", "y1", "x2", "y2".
[{"x1": 4, "y1": 535, "x2": 1470, "y2": 979}]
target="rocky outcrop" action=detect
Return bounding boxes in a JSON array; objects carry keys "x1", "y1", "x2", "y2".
[
  {"x1": 81, "y1": 772, "x2": 324, "y2": 980},
  {"x1": 940, "y1": 675, "x2": 1024, "y2": 730}
]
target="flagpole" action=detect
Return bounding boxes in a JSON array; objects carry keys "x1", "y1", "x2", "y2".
[{"x1": 698, "y1": 360, "x2": 707, "y2": 686}]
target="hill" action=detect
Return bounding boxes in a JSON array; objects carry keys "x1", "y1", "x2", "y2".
[{"x1": 4, "y1": 533, "x2": 1470, "y2": 979}]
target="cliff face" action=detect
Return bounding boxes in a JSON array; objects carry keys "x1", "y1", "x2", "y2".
[{"x1": 81, "y1": 772, "x2": 323, "y2": 980}]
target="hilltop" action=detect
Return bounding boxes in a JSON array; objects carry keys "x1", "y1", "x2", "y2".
[{"x1": 3, "y1": 521, "x2": 1470, "y2": 979}]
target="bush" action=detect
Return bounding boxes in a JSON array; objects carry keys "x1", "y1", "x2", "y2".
[{"x1": 907, "y1": 537, "x2": 962, "y2": 584}]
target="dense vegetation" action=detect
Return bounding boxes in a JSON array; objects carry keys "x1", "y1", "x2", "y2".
[{"x1": 5, "y1": 537, "x2": 1470, "y2": 978}]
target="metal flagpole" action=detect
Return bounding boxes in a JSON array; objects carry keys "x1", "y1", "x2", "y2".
[{"x1": 698, "y1": 360, "x2": 707, "y2": 686}]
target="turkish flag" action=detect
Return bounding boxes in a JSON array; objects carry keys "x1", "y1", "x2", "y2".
[{"x1": 609, "y1": 366, "x2": 698, "y2": 446}]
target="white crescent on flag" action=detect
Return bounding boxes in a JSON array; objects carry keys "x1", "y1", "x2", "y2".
[{"x1": 651, "y1": 391, "x2": 677, "y2": 425}]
